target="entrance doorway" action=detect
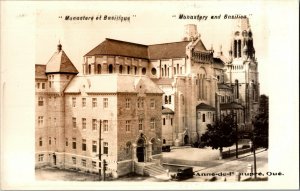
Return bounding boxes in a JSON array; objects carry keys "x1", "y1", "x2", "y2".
[
  {"x1": 184, "y1": 135, "x2": 189, "y2": 145},
  {"x1": 53, "y1": 154, "x2": 56, "y2": 165},
  {"x1": 136, "y1": 138, "x2": 145, "y2": 162}
]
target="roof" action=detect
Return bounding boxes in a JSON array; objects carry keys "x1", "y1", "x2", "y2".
[
  {"x1": 196, "y1": 103, "x2": 215, "y2": 111},
  {"x1": 148, "y1": 41, "x2": 191, "y2": 60},
  {"x1": 45, "y1": 45, "x2": 79, "y2": 74},
  {"x1": 64, "y1": 74, "x2": 164, "y2": 94},
  {"x1": 220, "y1": 102, "x2": 244, "y2": 110},
  {"x1": 84, "y1": 38, "x2": 194, "y2": 60},
  {"x1": 85, "y1": 38, "x2": 149, "y2": 59},
  {"x1": 218, "y1": 83, "x2": 232, "y2": 90},
  {"x1": 35, "y1": 64, "x2": 47, "y2": 79},
  {"x1": 162, "y1": 107, "x2": 175, "y2": 114},
  {"x1": 151, "y1": 78, "x2": 173, "y2": 85},
  {"x1": 213, "y1": 57, "x2": 225, "y2": 66}
]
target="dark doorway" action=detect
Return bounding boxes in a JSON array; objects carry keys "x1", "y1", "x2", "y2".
[
  {"x1": 136, "y1": 138, "x2": 145, "y2": 162},
  {"x1": 108, "y1": 64, "x2": 113, "y2": 73},
  {"x1": 184, "y1": 135, "x2": 189, "y2": 145},
  {"x1": 137, "y1": 147, "x2": 144, "y2": 162},
  {"x1": 53, "y1": 154, "x2": 56, "y2": 165}
]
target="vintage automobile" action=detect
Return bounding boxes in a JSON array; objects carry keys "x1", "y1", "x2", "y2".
[
  {"x1": 162, "y1": 145, "x2": 171, "y2": 152},
  {"x1": 175, "y1": 167, "x2": 194, "y2": 180}
]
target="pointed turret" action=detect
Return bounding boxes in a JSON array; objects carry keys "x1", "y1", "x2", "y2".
[{"x1": 46, "y1": 43, "x2": 78, "y2": 75}]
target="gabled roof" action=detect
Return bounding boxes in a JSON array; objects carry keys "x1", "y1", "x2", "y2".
[
  {"x1": 196, "y1": 103, "x2": 215, "y2": 111},
  {"x1": 148, "y1": 41, "x2": 191, "y2": 60},
  {"x1": 46, "y1": 45, "x2": 79, "y2": 74},
  {"x1": 85, "y1": 38, "x2": 149, "y2": 59},
  {"x1": 35, "y1": 64, "x2": 47, "y2": 79},
  {"x1": 220, "y1": 102, "x2": 244, "y2": 110},
  {"x1": 64, "y1": 74, "x2": 164, "y2": 94},
  {"x1": 213, "y1": 57, "x2": 225, "y2": 66}
]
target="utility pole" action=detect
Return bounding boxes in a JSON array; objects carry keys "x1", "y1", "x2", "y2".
[
  {"x1": 98, "y1": 120, "x2": 102, "y2": 181},
  {"x1": 253, "y1": 133, "x2": 257, "y2": 179},
  {"x1": 235, "y1": 112, "x2": 238, "y2": 159}
]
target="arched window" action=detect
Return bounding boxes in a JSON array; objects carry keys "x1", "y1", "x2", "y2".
[
  {"x1": 119, "y1": 65, "x2": 123, "y2": 74},
  {"x1": 163, "y1": 118, "x2": 166, "y2": 125},
  {"x1": 127, "y1": 66, "x2": 130, "y2": 74},
  {"x1": 97, "y1": 64, "x2": 101, "y2": 74},
  {"x1": 202, "y1": 113, "x2": 205, "y2": 122},
  {"x1": 151, "y1": 138, "x2": 155, "y2": 155},
  {"x1": 142, "y1": 67, "x2": 146, "y2": 75},
  {"x1": 88, "y1": 65, "x2": 91, "y2": 74},
  {"x1": 134, "y1": 66, "x2": 137, "y2": 75},
  {"x1": 161, "y1": 68, "x2": 164, "y2": 77},
  {"x1": 174, "y1": 67, "x2": 176, "y2": 75},
  {"x1": 108, "y1": 64, "x2": 113, "y2": 74},
  {"x1": 234, "y1": 40, "x2": 237, "y2": 58},
  {"x1": 164, "y1": 65, "x2": 167, "y2": 77},
  {"x1": 238, "y1": 40, "x2": 241, "y2": 57},
  {"x1": 126, "y1": 142, "x2": 131, "y2": 154}
]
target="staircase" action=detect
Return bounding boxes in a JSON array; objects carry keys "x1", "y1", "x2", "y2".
[{"x1": 144, "y1": 163, "x2": 167, "y2": 177}]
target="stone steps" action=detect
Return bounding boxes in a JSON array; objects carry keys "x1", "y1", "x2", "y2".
[{"x1": 144, "y1": 164, "x2": 166, "y2": 176}]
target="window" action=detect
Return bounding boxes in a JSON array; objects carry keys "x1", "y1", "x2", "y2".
[
  {"x1": 92, "y1": 161, "x2": 97, "y2": 168},
  {"x1": 150, "y1": 99, "x2": 155, "y2": 109},
  {"x1": 72, "y1": 138, "x2": 76, "y2": 149},
  {"x1": 72, "y1": 97, "x2": 76, "y2": 107},
  {"x1": 150, "y1": 118, "x2": 155, "y2": 130},
  {"x1": 164, "y1": 95, "x2": 168, "y2": 104},
  {"x1": 49, "y1": 81, "x2": 51, "y2": 88},
  {"x1": 38, "y1": 97, "x2": 44, "y2": 106},
  {"x1": 170, "y1": 118, "x2": 173, "y2": 126},
  {"x1": 92, "y1": 98, "x2": 97, "y2": 108},
  {"x1": 126, "y1": 142, "x2": 131, "y2": 154},
  {"x1": 39, "y1": 137, "x2": 43, "y2": 146},
  {"x1": 37, "y1": 82, "x2": 40, "y2": 89},
  {"x1": 163, "y1": 118, "x2": 166, "y2": 126},
  {"x1": 38, "y1": 116, "x2": 44, "y2": 126},
  {"x1": 92, "y1": 141, "x2": 97, "y2": 152},
  {"x1": 38, "y1": 154, "x2": 44, "y2": 162},
  {"x1": 49, "y1": 137, "x2": 51, "y2": 145},
  {"x1": 138, "y1": 119, "x2": 143, "y2": 131},
  {"x1": 103, "y1": 142, "x2": 108, "y2": 154},
  {"x1": 72, "y1": 157, "x2": 76, "y2": 165},
  {"x1": 142, "y1": 67, "x2": 146, "y2": 75},
  {"x1": 103, "y1": 120, "x2": 108, "y2": 132},
  {"x1": 181, "y1": 95, "x2": 184, "y2": 105},
  {"x1": 82, "y1": 118, "x2": 86, "y2": 130},
  {"x1": 103, "y1": 98, "x2": 108, "y2": 108},
  {"x1": 82, "y1": 159, "x2": 86, "y2": 167},
  {"x1": 202, "y1": 114, "x2": 206, "y2": 122},
  {"x1": 92, "y1": 119, "x2": 97, "y2": 131},
  {"x1": 125, "y1": 98, "x2": 130, "y2": 109},
  {"x1": 72, "y1": 117, "x2": 76, "y2": 128},
  {"x1": 42, "y1": 83, "x2": 45, "y2": 89},
  {"x1": 82, "y1": 139, "x2": 86, "y2": 151},
  {"x1": 66, "y1": 138, "x2": 68, "y2": 146},
  {"x1": 82, "y1": 98, "x2": 86, "y2": 107},
  {"x1": 125, "y1": 120, "x2": 131, "y2": 132},
  {"x1": 168, "y1": 95, "x2": 172, "y2": 104}
]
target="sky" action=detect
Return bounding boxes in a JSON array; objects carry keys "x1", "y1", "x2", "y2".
[{"x1": 34, "y1": 1, "x2": 271, "y2": 95}]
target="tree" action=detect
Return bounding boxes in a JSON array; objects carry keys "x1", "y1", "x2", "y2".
[
  {"x1": 252, "y1": 94, "x2": 269, "y2": 149},
  {"x1": 201, "y1": 115, "x2": 236, "y2": 159}
]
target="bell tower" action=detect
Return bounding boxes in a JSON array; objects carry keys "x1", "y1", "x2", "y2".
[{"x1": 225, "y1": 18, "x2": 260, "y2": 129}]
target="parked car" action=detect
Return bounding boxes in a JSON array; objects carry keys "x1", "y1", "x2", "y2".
[
  {"x1": 175, "y1": 167, "x2": 194, "y2": 180},
  {"x1": 162, "y1": 145, "x2": 171, "y2": 152}
]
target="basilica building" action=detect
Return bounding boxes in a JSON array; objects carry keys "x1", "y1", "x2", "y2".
[{"x1": 35, "y1": 18, "x2": 259, "y2": 177}]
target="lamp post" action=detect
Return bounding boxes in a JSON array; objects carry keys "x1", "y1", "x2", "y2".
[
  {"x1": 98, "y1": 120, "x2": 102, "y2": 181},
  {"x1": 232, "y1": 110, "x2": 238, "y2": 158},
  {"x1": 253, "y1": 132, "x2": 257, "y2": 179}
]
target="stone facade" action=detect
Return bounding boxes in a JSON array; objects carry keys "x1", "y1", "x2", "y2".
[{"x1": 35, "y1": 18, "x2": 260, "y2": 177}]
